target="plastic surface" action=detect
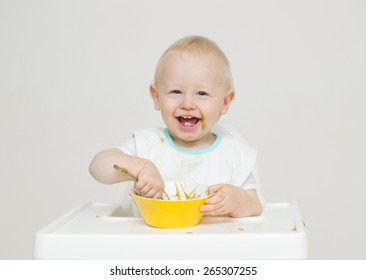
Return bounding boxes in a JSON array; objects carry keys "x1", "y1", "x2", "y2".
[{"x1": 34, "y1": 200, "x2": 308, "y2": 259}]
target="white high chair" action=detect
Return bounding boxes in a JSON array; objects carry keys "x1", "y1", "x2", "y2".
[{"x1": 34, "y1": 123, "x2": 307, "y2": 259}]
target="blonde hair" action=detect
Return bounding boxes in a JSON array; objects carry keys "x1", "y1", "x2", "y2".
[{"x1": 153, "y1": 35, "x2": 234, "y2": 91}]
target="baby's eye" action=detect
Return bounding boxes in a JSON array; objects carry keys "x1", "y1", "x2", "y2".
[
  {"x1": 170, "y1": 90, "x2": 182, "y2": 94},
  {"x1": 196, "y1": 91, "x2": 207, "y2": 96}
]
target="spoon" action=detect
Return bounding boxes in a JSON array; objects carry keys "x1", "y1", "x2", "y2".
[
  {"x1": 113, "y1": 164, "x2": 140, "y2": 195},
  {"x1": 113, "y1": 164, "x2": 136, "y2": 181}
]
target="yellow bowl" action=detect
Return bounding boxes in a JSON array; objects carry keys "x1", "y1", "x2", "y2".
[{"x1": 130, "y1": 192, "x2": 212, "y2": 228}]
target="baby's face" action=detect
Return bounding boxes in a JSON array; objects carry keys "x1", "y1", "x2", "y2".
[{"x1": 150, "y1": 51, "x2": 234, "y2": 149}]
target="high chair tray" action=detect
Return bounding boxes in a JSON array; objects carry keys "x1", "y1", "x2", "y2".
[{"x1": 34, "y1": 200, "x2": 307, "y2": 259}]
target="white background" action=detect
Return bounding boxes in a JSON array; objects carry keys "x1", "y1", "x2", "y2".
[{"x1": 1, "y1": 0, "x2": 365, "y2": 259}]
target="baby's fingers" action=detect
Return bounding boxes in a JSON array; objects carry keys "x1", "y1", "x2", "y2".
[
  {"x1": 152, "y1": 190, "x2": 163, "y2": 199},
  {"x1": 135, "y1": 181, "x2": 163, "y2": 199},
  {"x1": 206, "y1": 188, "x2": 225, "y2": 204},
  {"x1": 200, "y1": 201, "x2": 225, "y2": 216},
  {"x1": 207, "y1": 184, "x2": 225, "y2": 195}
]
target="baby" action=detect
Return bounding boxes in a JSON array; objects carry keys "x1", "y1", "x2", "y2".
[{"x1": 89, "y1": 35, "x2": 262, "y2": 217}]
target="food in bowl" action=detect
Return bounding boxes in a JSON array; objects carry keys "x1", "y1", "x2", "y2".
[{"x1": 162, "y1": 182, "x2": 208, "y2": 200}]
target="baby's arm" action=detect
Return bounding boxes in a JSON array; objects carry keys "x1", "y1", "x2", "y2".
[
  {"x1": 89, "y1": 148, "x2": 164, "y2": 199},
  {"x1": 200, "y1": 185, "x2": 262, "y2": 217}
]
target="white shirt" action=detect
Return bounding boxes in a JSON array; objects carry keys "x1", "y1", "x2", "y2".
[{"x1": 117, "y1": 127, "x2": 257, "y2": 190}]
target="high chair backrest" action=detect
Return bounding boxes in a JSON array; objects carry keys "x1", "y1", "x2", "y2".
[{"x1": 212, "y1": 122, "x2": 267, "y2": 205}]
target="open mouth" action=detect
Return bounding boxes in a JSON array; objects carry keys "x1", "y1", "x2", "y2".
[{"x1": 177, "y1": 116, "x2": 200, "y2": 127}]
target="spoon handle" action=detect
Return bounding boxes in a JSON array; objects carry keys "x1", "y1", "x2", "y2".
[{"x1": 113, "y1": 164, "x2": 136, "y2": 181}]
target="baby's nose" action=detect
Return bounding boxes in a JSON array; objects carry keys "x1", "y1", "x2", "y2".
[{"x1": 180, "y1": 96, "x2": 196, "y2": 110}]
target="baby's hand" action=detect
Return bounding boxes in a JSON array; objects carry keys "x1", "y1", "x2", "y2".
[
  {"x1": 200, "y1": 184, "x2": 241, "y2": 216},
  {"x1": 134, "y1": 161, "x2": 164, "y2": 199}
]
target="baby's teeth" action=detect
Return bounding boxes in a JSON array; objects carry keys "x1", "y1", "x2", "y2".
[{"x1": 184, "y1": 122, "x2": 191, "y2": 126}]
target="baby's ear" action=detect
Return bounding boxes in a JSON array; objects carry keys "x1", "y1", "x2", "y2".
[
  {"x1": 149, "y1": 84, "x2": 161, "y2": 110},
  {"x1": 220, "y1": 90, "x2": 235, "y2": 115}
]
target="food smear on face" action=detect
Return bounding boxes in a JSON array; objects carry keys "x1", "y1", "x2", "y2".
[{"x1": 201, "y1": 116, "x2": 206, "y2": 129}]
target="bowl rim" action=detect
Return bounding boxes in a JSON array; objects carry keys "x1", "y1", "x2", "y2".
[{"x1": 129, "y1": 192, "x2": 214, "y2": 202}]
